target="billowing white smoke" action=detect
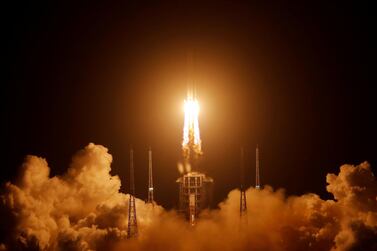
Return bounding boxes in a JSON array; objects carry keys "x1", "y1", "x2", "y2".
[
  {"x1": 0, "y1": 143, "x2": 162, "y2": 250},
  {"x1": 1, "y1": 143, "x2": 376, "y2": 251}
]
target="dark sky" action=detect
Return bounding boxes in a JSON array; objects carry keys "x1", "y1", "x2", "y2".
[{"x1": 3, "y1": 1, "x2": 376, "y2": 208}]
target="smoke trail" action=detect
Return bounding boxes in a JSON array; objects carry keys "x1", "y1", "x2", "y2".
[{"x1": 1, "y1": 144, "x2": 376, "y2": 251}]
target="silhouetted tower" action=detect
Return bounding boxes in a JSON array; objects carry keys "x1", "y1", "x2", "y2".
[
  {"x1": 147, "y1": 147, "x2": 154, "y2": 204},
  {"x1": 127, "y1": 148, "x2": 138, "y2": 238},
  {"x1": 255, "y1": 145, "x2": 260, "y2": 189},
  {"x1": 240, "y1": 147, "x2": 247, "y2": 217}
]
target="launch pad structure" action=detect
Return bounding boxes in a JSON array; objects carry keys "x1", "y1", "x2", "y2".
[{"x1": 176, "y1": 171, "x2": 213, "y2": 225}]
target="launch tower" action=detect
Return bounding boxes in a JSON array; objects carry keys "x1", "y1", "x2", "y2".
[
  {"x1": 147, "y1": 147, "x2": 154, "y2": 204},
  {"x1": 240, "y1": 147, "x2": 247, "y2": 217},
  {"x1": 177, "y1": 172, "x2": 213, "y2": 225},
  {"x1": 127, "y1": 148, "x2": 138, "y2": 238},
  {"x1": 255, "y1": 145, "x2": 260, "y2": 189}
]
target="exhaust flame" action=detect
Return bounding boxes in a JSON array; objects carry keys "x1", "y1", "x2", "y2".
[{"x1": 182, "y1": 92, "x2": 202, "y2": 160}]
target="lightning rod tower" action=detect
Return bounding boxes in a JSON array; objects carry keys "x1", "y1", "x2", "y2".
[
  {"x1": 240, "y1": 147, "x2": 247, "y2": 217},
  {"x1": 147, "y1": 147, "x2": 154, "y2": 204},
  {"x1": 255, "y1": 144, "x2": 260, "y2": 189},
  {"x1": 127, "y1": 147, "x2": 138, "y2": 238}
]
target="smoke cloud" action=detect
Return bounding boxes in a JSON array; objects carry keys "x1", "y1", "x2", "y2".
[{"x1": 1, "y1": 143, "x2": 376, "y2": 251}]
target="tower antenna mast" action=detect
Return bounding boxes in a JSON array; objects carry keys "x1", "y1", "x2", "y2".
[
  {"x1": 240, "y1": 147, "x2": 247, "y2": 217},
  {"x1": 147, "y1": 147, "x2": 154, "y2": 204},
  {"x1": 256, "y1": 145, "x2": 260, "y2": 189}
]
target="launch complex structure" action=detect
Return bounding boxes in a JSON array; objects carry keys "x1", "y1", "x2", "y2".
[
  {"x1": 176, "y1": 90, "x2": 213, "y2": 225},
  {"x1": 175, "y1": 91, "x2": 262, "y2": 224},
  {"x1": 126, "y1": 91, "x2": 262, "y2": 237}
]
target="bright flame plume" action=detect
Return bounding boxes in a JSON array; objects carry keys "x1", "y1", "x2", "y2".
[{"x1": 182, "y1": 92, "x2": 202, "y2": 160}]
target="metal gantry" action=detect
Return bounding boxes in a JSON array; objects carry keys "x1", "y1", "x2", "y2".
[{"x1": 127, "y1": 148, "x2": 138, "y2": 238}]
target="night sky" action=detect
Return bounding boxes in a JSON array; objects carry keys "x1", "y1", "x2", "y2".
[{"x1": 4, "y1": 2, "x2": 376, "y2": 209}]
